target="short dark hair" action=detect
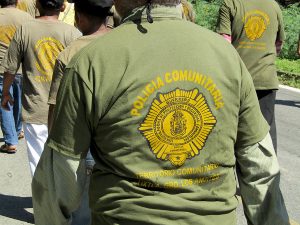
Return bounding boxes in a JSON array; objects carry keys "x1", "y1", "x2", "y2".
[
  {"x1": 74, "y1": 2, "x2": 112, "y2": 20},
  {"x1": 0, "y1": 0, "x2": 17, "y2": 7},
  {"x1": 38, "y1": 0, "x2": 64, "y2": 10}
]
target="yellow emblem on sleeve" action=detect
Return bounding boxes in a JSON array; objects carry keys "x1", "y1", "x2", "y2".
[
  {"x1": 0, "y1": 26, "x2": 16, "y2": 45},
  {"x1": 243, "y1": 10, "x2": 270, "y2": 41},
  {"x1": 139, "y1": 88, "x2": 217, "y2": 167}
]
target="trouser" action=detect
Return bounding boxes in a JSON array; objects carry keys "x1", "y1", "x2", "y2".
[
  {"x1": 0, "y1": 74, "x2": 22, "y2": 146},
  {"x1": 23, "y1": 123, "x2": 48, "y2": 176},
  {"x1": 256, "y1": 90, "x2": 277, "y2": 153},
  {"x1": 24, "y1": 121, "x2": 94, "y2": 224}
]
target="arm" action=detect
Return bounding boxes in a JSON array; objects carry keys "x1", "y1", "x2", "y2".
[
  {"x1": 236, "y1": 133, "x2": 290, "y2": 225},
  {"x1": 1, "y1": 27, "x2": 23, "y2": 110},
  {"x1": 1, "y1": 72, "x2": 16, "y2": 110},
  {"x1": 276, "y1": 6, "x2": 285, "y2": 55},
  {"x1": 48, "y1": 104, "x2": 55, "y2": 133},
  {"x1": 221, "y1": 34, "x2": 232, "y2": 43},
  {"x1": 216, "y1": 0, "x2": 232, "y2": 38},
  {"x1": 48, "y1": 58, "x2": 65, "y2": 133},
  {"x1": 32, "y1": 68, "x2": 92, "y2": 224}
]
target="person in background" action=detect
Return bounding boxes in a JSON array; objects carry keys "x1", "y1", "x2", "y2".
[
  {"x1": 217, "y1": 0, "x2": 285, "y2": 152},
  {"x1": 32, "y1": 0, "x2": 289, "y2": 224},
  {"x1": 47, "y1": 0, "x2": 113, "y2": 223},
  {"x1": 17, "y1": 0, "x2": 38, "y2": 17},
  {"x1": 58, "y1": 0, "x2": 75, "y2": 25},
  {"x1": 181, "y1": 0, "x2": 195, "y2": 22},
  {"x1": 0, "y1": 0, "x2": 32, "y2": 153},
  {"x1": 1, "y1": 0, "x2": 81, "y2": 175}
]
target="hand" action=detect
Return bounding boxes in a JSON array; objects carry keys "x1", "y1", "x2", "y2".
[{"x1": 1, "y1": 94, "x2": 14, "y2": 111}]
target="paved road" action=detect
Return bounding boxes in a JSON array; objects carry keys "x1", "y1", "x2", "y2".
[{"x1": 0, "y1": 86, "x2": 299, "y2": 225}]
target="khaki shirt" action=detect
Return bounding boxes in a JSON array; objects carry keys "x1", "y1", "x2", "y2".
[
  {"x1": 216, "y1": 0, "x2": 285, "y2": 90},
  {"x1": 32, "y1": 5, "x2": 288, "y2": 225},
  {"x1": 0, "y1": 8, "x2": 32, "y2": 74},
  {"x1": 3, "y1": 19, "x2": 81, "y2": 124},
  {"x1": 48, "y1": 35, "x2": 102, "y2": 105},
  {"x1": 17, "y1": 0, "x2": 38, "y2": 17}
]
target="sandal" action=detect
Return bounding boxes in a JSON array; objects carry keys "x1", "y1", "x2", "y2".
[
  {"x1": 0, "y1": 144, "x2": 17, "y2": 154},
  {"x1": 18, "y1": 131, "x2": 24, "y2": 140}
]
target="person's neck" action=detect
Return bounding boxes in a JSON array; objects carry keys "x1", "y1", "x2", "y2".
[
  {"x1": 38, "y1": 15, "x2": 59, "y2": 21},
  {"x1": 3, "y1": 4, "x2": 16, "y2": 8},
  {"x1": 84, "y1": 24, "x2": 111, "y2": 36}
]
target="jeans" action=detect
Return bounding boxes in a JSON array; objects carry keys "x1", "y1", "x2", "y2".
[{"x1": 0, "y1": 74, "x2": 22, "y2": 146}]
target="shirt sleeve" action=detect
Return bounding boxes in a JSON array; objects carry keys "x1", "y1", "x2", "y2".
[
  {"x1": 66, "y1": 28, "x2": 82, "y2": 47},
  {"x1": 2, "y1": 27, "x2": 24, "y2": 74},
  {"x1": 276, "y1": 5, "x2": 285, "y2": 42},
  {"x1": 216, "y1": 0, "x2": 233, "y2": 35},
  {"x1": 32, "y1": 145, "x2": 87, "y2": 225},
  {"x1": 48, "y1": 57, "x2": 66, "y2": 105},
  {"x1": 47, "y1": 66, "x2": 93, "y2": 157},
  {"x1": 235, "y1": 60, "x2": 269, "y2": 149},
  {"x1": 236, "y1": 133, "x2": 290, "y2": 225}
]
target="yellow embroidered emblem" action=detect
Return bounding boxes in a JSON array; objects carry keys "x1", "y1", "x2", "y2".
[
  {"x1": 0, "y1": 26, "x2": 16, "y2": 45},
  {"x1": 139, "y1": 89, "x2": 217, "y2": 167},
  {"x1": 243, "y1": 10, "x2": 270, "y2": 41},
  {"x1": 34, "y1": 37, "x2": 64, "y2": 80}
]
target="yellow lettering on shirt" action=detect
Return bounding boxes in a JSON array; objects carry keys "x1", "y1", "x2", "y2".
[
  {"x1": 135, "y1": 163, "x2": 221, "y2": 189},
  {"x1": 130, "y1": 70, "x2": 225, "y2": 117}
]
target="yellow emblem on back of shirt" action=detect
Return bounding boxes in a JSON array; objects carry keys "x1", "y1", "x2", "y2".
[
  {"x1": 139, "y1": 88, "x2": 217, "y2": 167},
  {"x1": 34, "y1": 37, "x2": 64, "y2": 81},
  {"x1": 243, "y1": 10, "x2": 270, "y2": 41}
]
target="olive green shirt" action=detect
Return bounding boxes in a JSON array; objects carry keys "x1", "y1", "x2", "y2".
[
  {"x1": 0, "y1": 8, "x2": 32, "y2": 74},
  {"x1": 48, "y1": 35, "x2": 101, "y2": 105},
  {"x1": 3, "y1": 19, "x2": 81, "y2": 124},
  {"x1": 216, "y1": 0, "x2": 285, "y2": 90},
  {"x1": 32, "y1": 5, "x2": 288, "y2": 225}
]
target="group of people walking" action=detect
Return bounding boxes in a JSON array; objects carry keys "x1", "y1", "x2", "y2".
[{"x1": 0, "y1": 0, "x2": 292, "y2": 224}]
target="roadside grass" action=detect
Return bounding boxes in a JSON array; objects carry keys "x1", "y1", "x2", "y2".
[{"x1": 276, "y1": 58, "x2": 300, "y2": 89}]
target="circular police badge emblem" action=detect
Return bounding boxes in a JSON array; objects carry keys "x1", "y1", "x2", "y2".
[
  {"x1": 139, "y1": 89, "x2": 217, "y2": 167},
  {"x1": 34, "y1": 37, "x2": 64, "y2": 79},
  {"x1": 243, "y1": 10, "x2": 270, "y2": 41}
]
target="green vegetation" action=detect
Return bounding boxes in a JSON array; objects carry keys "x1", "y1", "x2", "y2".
[
  {"x1": 193, "y1": 0, "x2": 300, "y2": 88},
  {"x1": 276, "y1": 59, "x2": 300, "y2": 74},
  {"x1": 276, "y1": 59, "x2": 300, "y2": 88},
  {"x1": 279, "y1": 4, "x2": 300, "y2": 60}
]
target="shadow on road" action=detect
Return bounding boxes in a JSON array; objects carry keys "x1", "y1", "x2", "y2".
[
  {"x1": 276, "y1": 99, "x2": 300, "y2": 108},
  {"x1": 0, "y1": 194, "x2": 34, "y2": 224}
]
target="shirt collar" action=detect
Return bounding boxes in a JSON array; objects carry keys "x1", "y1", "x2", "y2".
[{"x1": 122, "y1": 4, "x2": 183, "y2": 24}]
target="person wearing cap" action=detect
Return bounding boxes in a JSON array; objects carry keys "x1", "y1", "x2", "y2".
[
  {"x1": 32, "y1": 0, "x2": 289, "y2": 224},
  {"x1": 0, "y1": 0, "x2": 32, "y2": 154},
  {"x1": 216, "y1": 0, "x2": 285, "y2": 153},
  {"x1": 1, "y1": 0, "x2": 81, "y2": 176},
  {"x1": 46, "y1": 0, "x2": 113, "y2": 224}
]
